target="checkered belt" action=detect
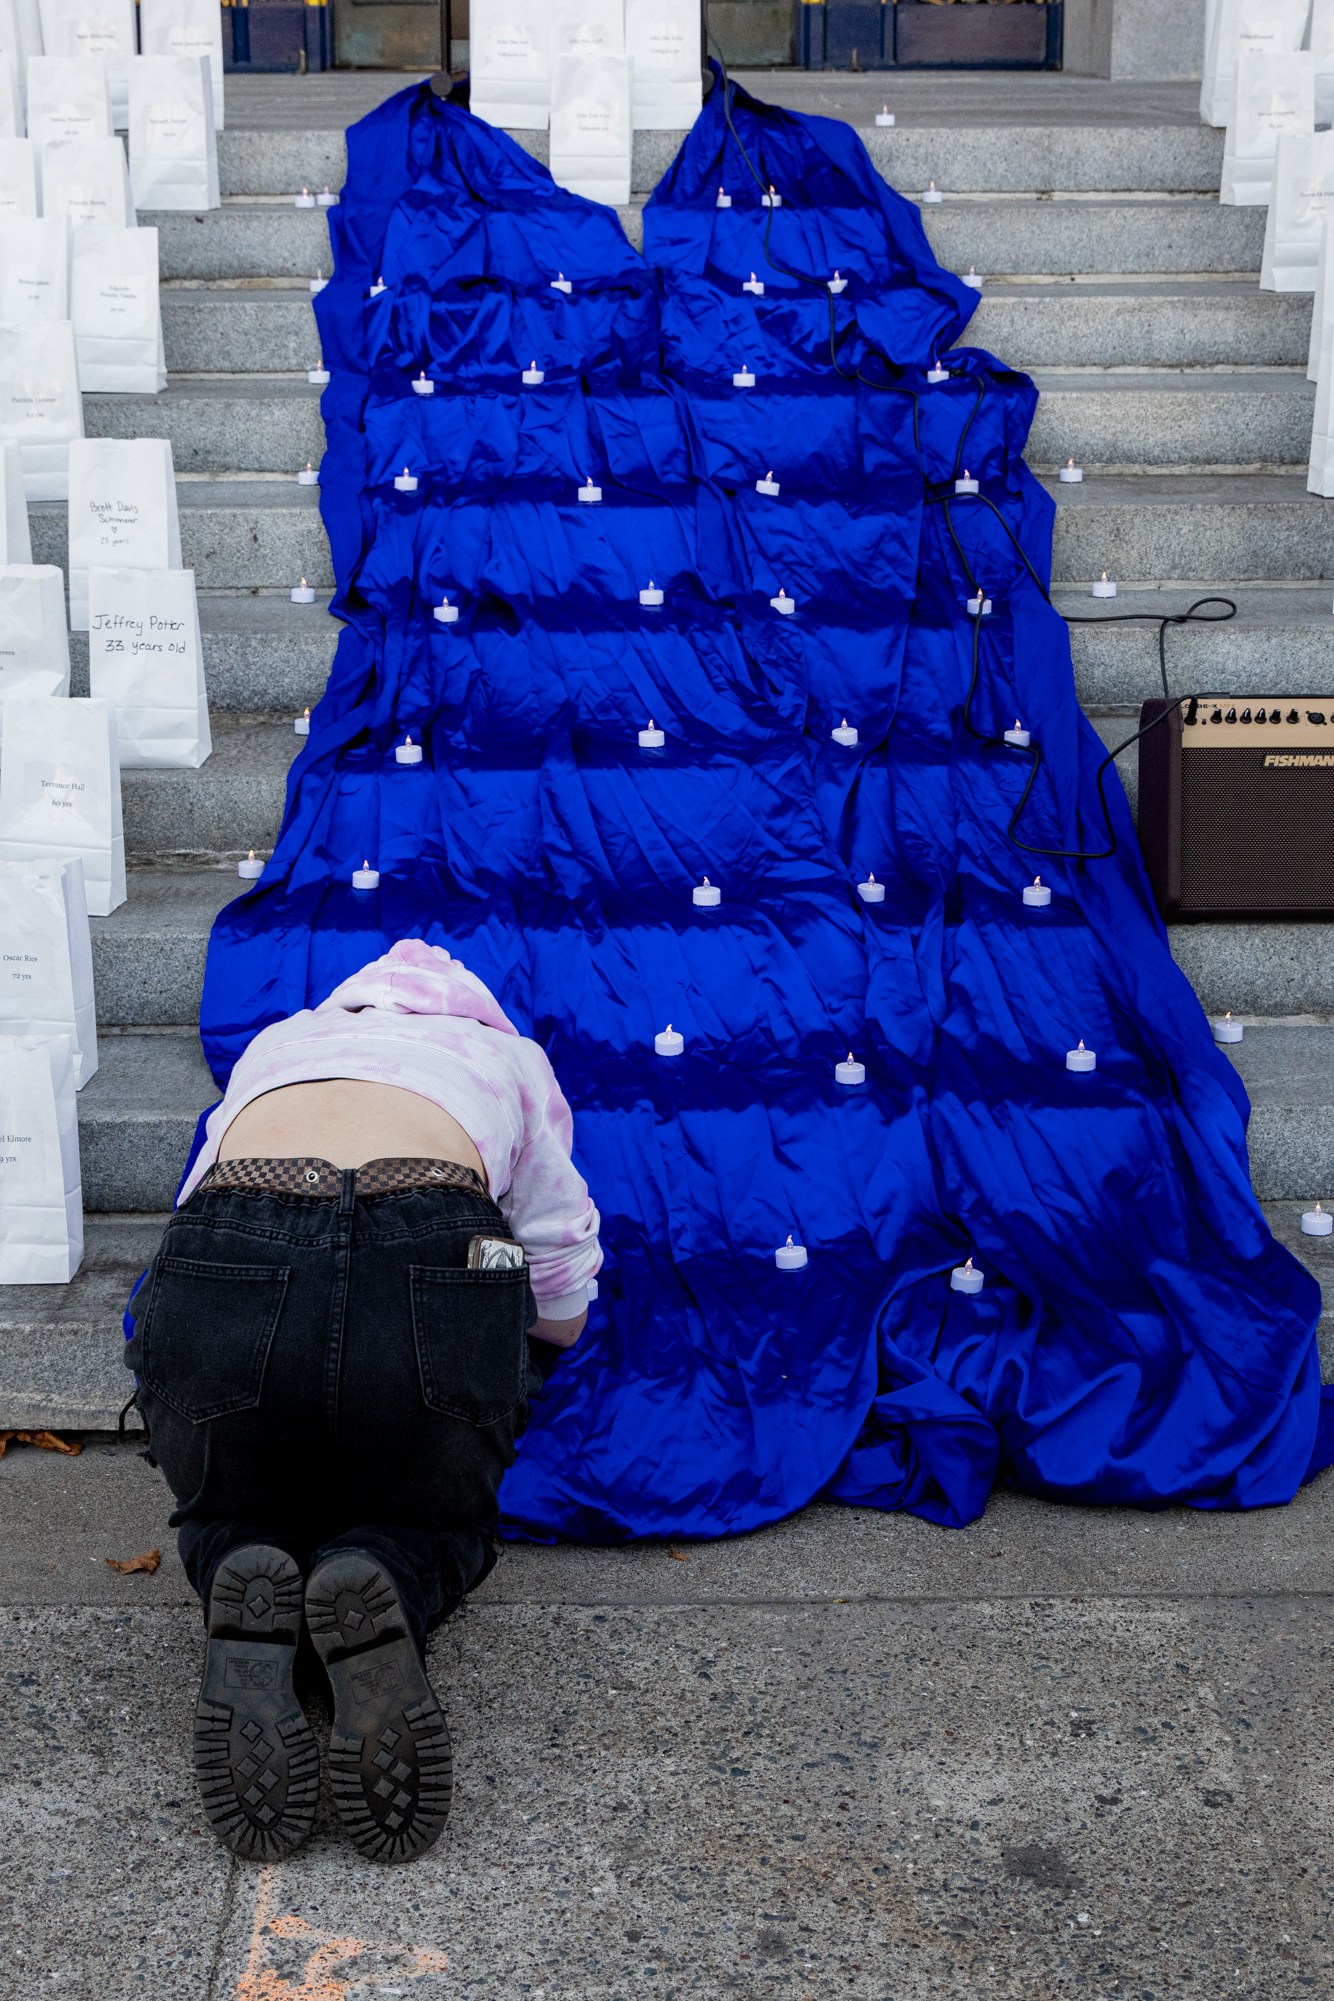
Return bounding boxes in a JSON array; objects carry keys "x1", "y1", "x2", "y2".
[{"x1": 197, "y1": 1156, "x2": 489, "y2": 1200}]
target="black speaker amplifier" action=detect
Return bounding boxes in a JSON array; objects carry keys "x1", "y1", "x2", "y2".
[{"x1": 1137, "y1": 697, "x2": 1334, "y2": 919}]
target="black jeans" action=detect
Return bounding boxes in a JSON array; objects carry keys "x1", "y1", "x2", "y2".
[{"x1": 125, "y1": 1167, "x2": 542, "y2": 1654}]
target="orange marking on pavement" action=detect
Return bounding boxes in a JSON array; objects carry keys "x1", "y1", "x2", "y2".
[{"x1": 231, "y1": 1871, "x2": 447, "y2": 2000}]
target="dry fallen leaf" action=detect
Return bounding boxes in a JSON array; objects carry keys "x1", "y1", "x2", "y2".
[
  {"x1": 23, "y1": 1431, "x2": 83, "y2": 1456},
  {"x1": 105, "y1": 1547, "x2": 161, "y2": 1576},
  {"x1": 667, "y1": 1546, "x2": 690, "y2": 1562},
  {"x1": 0, "y1": 1430, "x2": 83, "y2": 1459}
]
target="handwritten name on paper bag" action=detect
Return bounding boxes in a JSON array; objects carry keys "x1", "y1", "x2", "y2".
[
  {"x1": 146, "y1": 103, "x2": 195, "y2": 154},
  {"x1": 8, "y1": 754, "x2": 101, "y2": 840},
  {"x1": 0, "y1": 380, "x2": 66, "y2": 435},
  {"x1": 44, "y1": 109, "x2": 101, "y2": 144},
  {"x1": 90, "y1": 276, "x2": 151, "y2": 329},
  {"x1": 0, "y1": 1131, "x2": 36, "y2": 1171},
  {"x1": 61, "y1": 184, "x2": 113, "y2": 224},
  {"x1": 645, "y1": 22, "x2": 686, "y2": 61},
  {"x1": 90, "y1": 606, "x2": 189, "y2": 658}
]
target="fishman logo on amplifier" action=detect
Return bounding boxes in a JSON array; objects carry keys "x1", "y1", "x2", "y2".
[{"x1": 1263, "y1": 753, "x2": 1334, "y2": 767}]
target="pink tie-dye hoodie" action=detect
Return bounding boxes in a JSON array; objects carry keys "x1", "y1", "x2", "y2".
[{"x1": 179, "y1": 940, "x2": 601, "y2": 1328}]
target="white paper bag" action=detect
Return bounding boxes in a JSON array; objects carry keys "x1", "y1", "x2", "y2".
[
  {"x1": 470, "y1": 0, "x2": 550, "y2": 132},
  {"x1": 41, "y1": 134, "x2": 133, "y2": 224},
  {"x1": 0, "y1": 857, "x2": 96, "y2": 1086},
  {"x1": 1310, "y1": 0, "x2": 1334, "y2": 120},
  {"x1": 0, "y1": 136, "x2": 36, "y2": 214},
  {"x1": 0, "y1": 0, "x2": 42, "y2": 117},
  {"x1": 88, "y1": 564, "x2": 209, "y2": 767},
  {"x1": 71, "y1": 222, "x2": 164, "y2": 392},
  {"x1": 138, "y1": 0, "x2": 223, "y2": 131},
  {"x1": 67, "y1": 438, "x2": 180, "y2": 628},
  {"x1": 127, "y1": 53, "x2": 218, "y2": 211},
  {"x1": 0, "y1": 693, "x2": 125, "y2": 913},
  {"x1": 1204, "y1": 0, "x2": 1310, "y2": 125},
  {"x1": 550, "y1": 54, "x2": 632, "y2": 208},
  {"x1": 0, "y1": 319, "x2": 83, "y2": 501},
  {"x1": 1309, "y1": 273, "x2": 1334, "y2": 489},
  {"x1": 1202, "y1": 0, "x2": 1239, "y2": 124},
  {"x1": 0, "y1": 212, "x2": 67, "y2": 321},
  {"x1": 1221, "y1": 50, "x2": 1314, "y2": 206},
  {"x1": 1311, "y1": 216, "x2": 1334, "y2": 376},
  {"x1": 0, "y1": 446, "x2": 30, "y2": 562},
  {"x1": 26, "y1": 54, "x2": 111, "y2": 148},
  {"x1": 1261, "y1": 131, "x2": 1334, "y2": 289},
  {"x1": 0, "y1": 1031, "x2": 83, "y2": 1282},
  {"x1": 0, "y1": 564, "x2": 69, "y2": 709},
  {"x1": 0, "y1": 50, "x2": 20, "y2": 133},
  {"x1": 553, "y1": 0, "x2": 624, "y2": 61},
  {"x1": 37, "y1": 0, "x2": 135, "y2": 128},
  {"x1": 627, "y1": 0, "x2": 700, "y2": 129}
]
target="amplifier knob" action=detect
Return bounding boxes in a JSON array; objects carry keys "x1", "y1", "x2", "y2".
[
  {"x1": 1288, "y1": 709, "x2": 1300, "y2": 723},
  {"x1": 1225, "y1": 708, "x2": 1237, "y2": 723},
  {"x1": 1210, "y1": 708, "x2": 1223, "y2": 723},
  {"x1": 1240, "y1": 707, "x2": 1252, "y2": 723},
  {"x1": 1272, "y1": 710, "x2": 1284, "y2": 722},
  {"x1": 1254, "y1": 707, "x2": 1267, "y2": 722}
]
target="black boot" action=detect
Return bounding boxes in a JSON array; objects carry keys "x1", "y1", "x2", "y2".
[
  {"x1": 304, "y1": 1550, "x2": 453, "y2": 1864},
  {"x1": 193, "y1": 1544, "x2": 319, "y2": 1860}
]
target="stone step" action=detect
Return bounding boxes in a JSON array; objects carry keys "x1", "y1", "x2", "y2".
[
  {"x1": 70, "y1": 590, "x2": 338, "y2": 714},
  {"x1": 35, "y1": 472, "x2": 1334, "y2": 592},
  {"x1": 1028, "y1": 370, "x2": 1311, "y2": 474},
  {"x1": 117, "y1": 717, "x2": 293, "y2": 863},
  {"x1": 1058, "y1": 585, "x2": 1334, "y2": 707},
  {"x1": 31, "y1": 482, "x2": 329, "y2": 591},
  {"x1": 149, "y1": 194, "x2": 1267, "y2": 284},
  {"x1": 90, "y1": 864, "x2": 1334, "y2": 1034},
  {"x1": 88, "y1": 370, "x2": 1315, "y2": 479},
  {"x1": 157, "y1": 278, "x2": 1315, "y2": 379},
  {"x1": 929, "y1": 197, "x2": 1265, "y2": 282},
  {"x1": 71, "y1": 583, "x2": 1334, "y2": 722},
  {"x1": 162, "y1": 285, "x2": 318, "y2": 376},
  {"x1": 70, "y1": 1023, "x2": 1334, "y2": 1216},
  {"x1": 9, "y1": 1170, "x2": 1327, "y2": 1433},
  {"x1": 977, "y1": 281, "x2": 1311, "y2": 372},
  {"x1": 1040, "y1": 474, "x2": 1334, "y2": 585},
  {"x1": 64, "y1": 1023, "x2": 1334, "y2": 1213},
  {"x1": 214, "y1": 121, "x2": 1228, "y2": 204},
  {"x1": 86, "y1": 378, "x2": 323, "y2": 477}
]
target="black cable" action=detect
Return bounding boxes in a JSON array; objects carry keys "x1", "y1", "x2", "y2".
[{"x1": 708, "y1": 29, "x2": 1240, "y2": 860}]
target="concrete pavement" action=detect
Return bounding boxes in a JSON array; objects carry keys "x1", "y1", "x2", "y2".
[{"x1": 3, "y1": 1438, "x2": 1332, "y2": 1999}]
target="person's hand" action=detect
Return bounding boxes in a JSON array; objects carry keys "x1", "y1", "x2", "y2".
[{"x1": 532, "y1": 1311, "x2": 586, "y2": 1347}]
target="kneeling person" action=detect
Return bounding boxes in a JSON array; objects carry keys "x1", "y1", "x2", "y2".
[{"x1": 125, "y1": 941, "x2": 601, "y2": 1864}]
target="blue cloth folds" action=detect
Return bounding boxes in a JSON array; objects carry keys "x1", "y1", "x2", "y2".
[{"x1": 197, "y1": 73, "x2": 1332, "y2": 1539}]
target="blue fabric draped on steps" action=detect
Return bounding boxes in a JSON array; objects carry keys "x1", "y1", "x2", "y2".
[{"x1": 198, "y1": 74, "x2": 1334, "y2": 1538}]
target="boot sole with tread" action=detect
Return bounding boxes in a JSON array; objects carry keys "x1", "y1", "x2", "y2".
[
  {"x1": 304, "y1": 1551, "x2": 452, "y2": 1864},
  {"x1": 193, "y1": 1543, "x2": 319, "y2": 1861}
]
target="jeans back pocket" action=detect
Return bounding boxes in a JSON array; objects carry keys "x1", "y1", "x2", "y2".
[
  {"x1": 139, "y1": 1256, "x2": 290, "y2": 1423},
  {"x1": 410, "y1": 1265, "x2": 530, "y2": 1426}
]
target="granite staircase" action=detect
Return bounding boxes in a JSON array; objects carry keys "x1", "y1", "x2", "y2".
[{"x1": 7, "y1": 76, "x2": 1332, "y2": 1430}]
